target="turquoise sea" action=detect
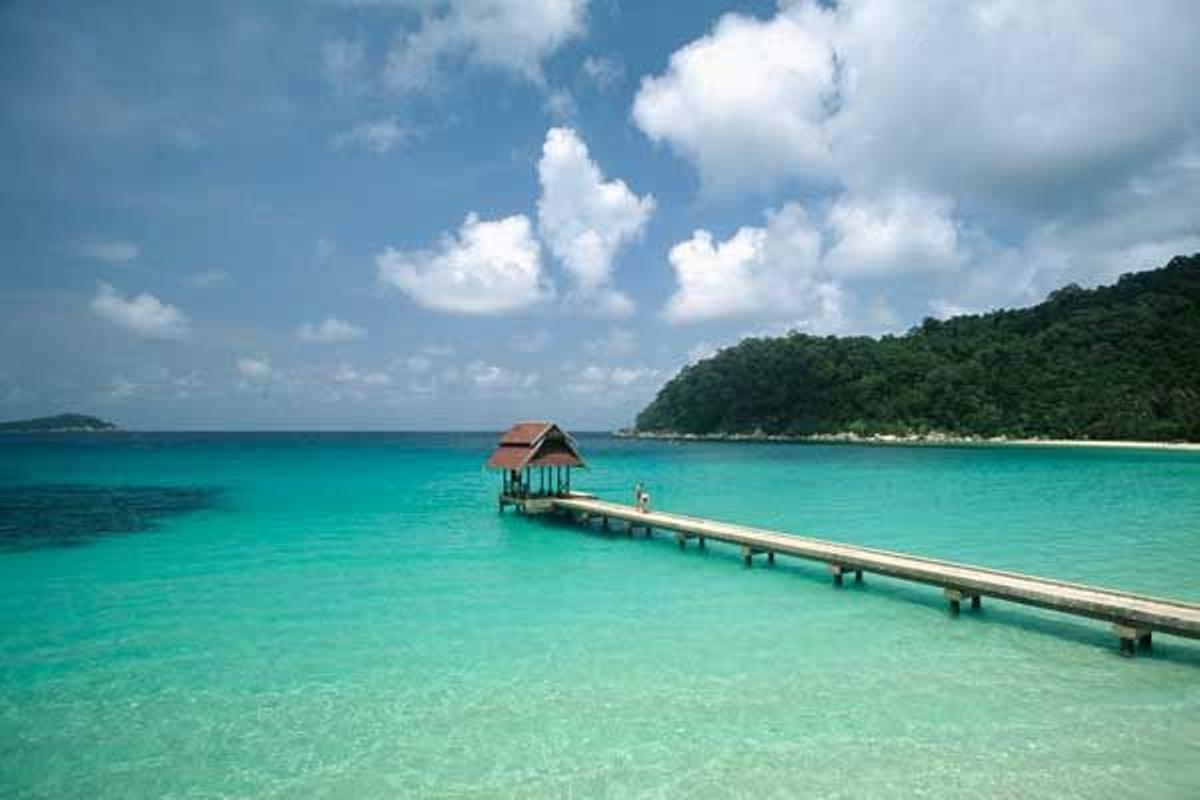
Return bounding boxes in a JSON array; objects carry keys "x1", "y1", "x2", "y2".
[{"x1": 2, "y1": 433, "x2": 1199, "y2": 798}]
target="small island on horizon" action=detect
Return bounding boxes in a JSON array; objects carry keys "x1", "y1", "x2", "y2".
[{"x1": 0, "y1": 413, "x2": 119, "y2": 433}]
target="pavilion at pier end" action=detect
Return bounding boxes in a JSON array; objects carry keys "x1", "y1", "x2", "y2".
[{"x1": 487, "y1": 421, "x2": 590, "y2": 513}]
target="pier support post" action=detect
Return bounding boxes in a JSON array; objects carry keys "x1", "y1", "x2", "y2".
[
  {"x1": 829, "y1": 564, "x2": 854, "y2": 586},
  {"x1": 1113, "y1": 624, "x2": 1152, "y2": 657},
  {"x1": 602, "y1": 516, "x2": 609, "y2": 531},
  {"x1": 676, "y1": 532, "x2": 687, "y2": 550},
  {"x1": 944, "y1": 588, "x2": 980, "y2": 616},
  {"x1": 741, "y1": 545, "x2": 767, "y2": 566}
]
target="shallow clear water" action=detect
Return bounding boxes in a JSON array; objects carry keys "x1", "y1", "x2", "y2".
[{"x1": 2, "y1": 433, "x2": 1199, "y2": 798}]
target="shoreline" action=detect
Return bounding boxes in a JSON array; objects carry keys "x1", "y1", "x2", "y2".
[{"x1": 615, "y1": 430, "x2": 1200, "y2": 452}]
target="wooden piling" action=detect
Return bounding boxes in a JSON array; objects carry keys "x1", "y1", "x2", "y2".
[
  {"x1": 944, "y1": 588, "x2": 980, "y2": 616},
  {"x1": 1114, "y1": 623, "x2": 1152, "y2": 657},
  {"x1": 550, "y1": 496, "x2": 1200, "y2": 657},
  {"x1": 828, "y1": 564, "x2": 852, "y2": 586}
]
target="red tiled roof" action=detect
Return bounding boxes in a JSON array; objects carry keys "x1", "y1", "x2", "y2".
[
  {"x1": 486, "y1": 446, "x2": 530, "y2": 470},
  {"x1": 486, "y1": 421, "x2": 585, "y2": 470},
  {"x1": 499, "y1": 421, "x2": 552, "y2": 446}
]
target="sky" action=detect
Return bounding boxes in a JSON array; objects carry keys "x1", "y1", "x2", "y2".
[{"x1": 1, "y1": 0, "x2": 1198, "y2": 430}]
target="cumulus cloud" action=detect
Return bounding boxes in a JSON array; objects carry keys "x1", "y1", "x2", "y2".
[
  {"x1": 665, "y1": 204, "x2": 843, "y2": 328},
  {"x1": 236, "y1": 357, "x2": 273, "y2": 380},
  {"x1": 297, "y1": 317, "x2": 367, "y2": 343},
  {"x1": 537, "y1": 127, "x2": 654, "y2": 316},
  {"x1": 333, "y1": 117, "x2": 407, "y2": 154},
  {"x1": 464, "y1": 360, "x2": 539, "y2": 395},
  {"x1": 91, "y1": 283, "x2": 190, "y2": 340},
  {"x1": 377, "y1": 212, "x2": 551, "y2": 314},
  {"x1": 333, "y1": 363, "x2": 391, "y2": 386},
  {"x1": 640, "y1": 1, "x2": 1200, "y2": 326},
  {"x1": 564, "y1": 364, "x2": 659, "y2": 395},
  {"x1": 79, "y1": 238, "x2": 140, "y2": 263},
  {"x1": 823, "y1": 191, "x2": 962, "y2": 278},
  {"x1": 633, "y1": 1, "x2": 1200, "y2": 208},
  {"x1": 632, "y1": 5, "x2": 837, "y2": 193},
  {"x1": 383, "y1": 0, "x2": 589, "y2": 92}
]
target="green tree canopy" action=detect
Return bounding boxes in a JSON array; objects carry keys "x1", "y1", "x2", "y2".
[{"x1": 636, "y1": 255, "x2": 1200, "y2": 442}]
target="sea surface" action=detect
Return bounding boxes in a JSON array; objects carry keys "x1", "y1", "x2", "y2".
[{"x1": 2, "y1": 432, "x2": 1199, "y2": 798}]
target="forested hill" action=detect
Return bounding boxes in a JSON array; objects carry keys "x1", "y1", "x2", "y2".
[{"x1": 635, "y1": 254, "x2": 1200, "y2": 442}]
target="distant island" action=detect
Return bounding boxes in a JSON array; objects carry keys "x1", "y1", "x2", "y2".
[
  {"x1": 634, "y1": 254, "x2": 1200, "y2": 443},
  {"x1": 0, "y1": 414, "x2": 119, "y2": 433}
]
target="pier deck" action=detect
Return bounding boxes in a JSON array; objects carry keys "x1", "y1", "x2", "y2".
[{"x1": 551, "y1": 497, "x2": 1200, "y2": 655}]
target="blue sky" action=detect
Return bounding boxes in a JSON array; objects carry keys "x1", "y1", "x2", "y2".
[{"x1": 2, "y1": 1, "x2": 1198, "y2": 430}]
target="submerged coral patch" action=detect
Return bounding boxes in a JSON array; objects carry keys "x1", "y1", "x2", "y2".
[{"x1": 0, "y1": 484, "x2": 221, "y2": 552}]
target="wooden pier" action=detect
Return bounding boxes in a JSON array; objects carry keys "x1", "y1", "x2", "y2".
[{"x1": 550, "y1": 497, "x2": 1200, "y2": 657}]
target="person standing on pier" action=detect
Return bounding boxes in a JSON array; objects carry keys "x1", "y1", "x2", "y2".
[{"x1": 634, "y1": 483, "x2": 650, "y2": 513}]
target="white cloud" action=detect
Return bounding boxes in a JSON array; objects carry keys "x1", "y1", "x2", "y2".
[
  {"x1": 581, "y1": 55, "x2": 622, "y2": 91},
  {"x1": 823, "y1": 191, "x2": 962, "y2": 278},
  {"x1": 400, "y1": 343, "x2": 457, "y2": 374},
  {"x1": 632, "y1": 5, "x2": 837, "y2": 193},
  {"x1": 537, "y1": 127, "x2": 654, "y2": 316},
  {"x1": 297, "y1": 317, "x2": 367, "y2": 343},
  {"x1": 377, "y1": 212, "x2": 551, "y2": 314},
  {"x1": 91, "y1": 283, "x2": 190, "y2": 340},
  {"x1": 237, "y1": 357, "x2": 273, "y2": 380},
  {"x1": 79, "y1": 238, "x2": 140, "y2": 263},
  {"x1": 826, "y1": 1, "x2": 1200, "y2": 215},
  {"x1": 632, "y1": 0, "x2": 1200, "y2": 212},
  {"x1": 382, "y1": 0, "x2": 589, "y2": 92},
  {"x1": 187, "y1": 269, "x2": 228, "y2": 288},
  {"x1": 564, "y1": 364, "x2": 659, "y2": 395},
  {"x1": 102, "y1": 369, "x2": 204, "y2": 401},
  {"x1": 333, "y1": 117, "x2": 407, "y2": 154},
  {"x1": 664, "y1": 203, "x2": 843, "y2": 328},
  {"x1": 333, "y1": 363, "x2": 392, "y2": 386},
  {"x1": 464, "y1": 360, "x2": 539, "y2": 395}
]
